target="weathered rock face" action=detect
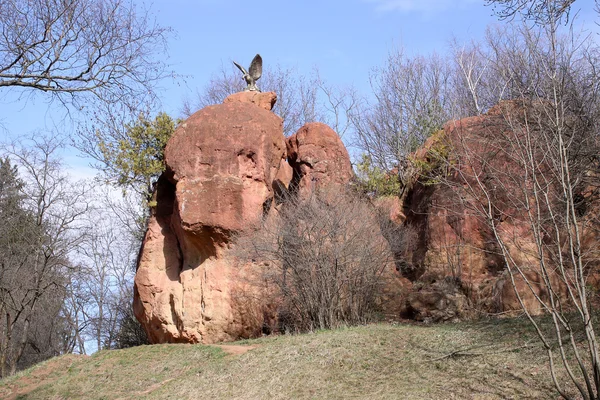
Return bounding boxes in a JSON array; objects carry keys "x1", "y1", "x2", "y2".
[
  {"x1": 399, "y1": 102, "x2": 598, "y2": 319},
  {"x1": 133, "y1": 93, "x2": 375, "y2": 344},
  {"x1": 286, "y1": 122, "x2": 353, "y2": 196},
  {"x1": 224, "y1": 91, "x2": 277, "y2": 111},
  {"x1": 165, "y1": 101, "x2": 285, "y2": 234},
  {"x1": 135, "y1": 93, "x2": 589, "y2": 336},
  {"x1": 399, "y1": 110, "x2": 530, "y2": 319},
  {"x1": 134, "y1": 93, "x2": 287, "y2": 344}
]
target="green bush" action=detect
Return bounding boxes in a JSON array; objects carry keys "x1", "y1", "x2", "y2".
[
  {"x1": 355, "y1": 154, "x2": 402, "y2": 196},
  {"x1": 408, "y1": 129, "x2": 451, "y2": 185}
]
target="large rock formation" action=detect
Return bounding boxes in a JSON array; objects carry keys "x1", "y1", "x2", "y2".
[
  {"x1": 135, "y1": 92, "x2": 594, "y2": 335},
  {"x1": 399, "y1": 101, "x2": 599, "y2": 321},
  {"x1": 134, "y1": 93, "x2": 287, "y2": 343},
  {"x1": 397, "y1": 107, "x2": 529, "y2": 321},
  {"x1": 133, "y1": 95, "x2": 366, "y2": 344}
]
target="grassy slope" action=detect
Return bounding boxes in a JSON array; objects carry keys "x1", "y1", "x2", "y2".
[{"x1": 0, "y1": 318, "x2": 571, "y2": 399}]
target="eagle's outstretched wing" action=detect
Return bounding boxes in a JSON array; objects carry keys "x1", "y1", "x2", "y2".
[
  {"x1": 249, "y1": 54, "x2": 262, "y2": 81},
  {"x1": 233, "y1": 60, "x2": 248, "y2": 75}
]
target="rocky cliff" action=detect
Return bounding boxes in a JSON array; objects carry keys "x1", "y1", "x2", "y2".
[{"x1": 133, "y1": 92, "x2": 288, "y2": 343}]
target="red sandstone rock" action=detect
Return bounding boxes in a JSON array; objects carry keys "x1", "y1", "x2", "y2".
[
  {"x1": 400, "y1": 112, "x2": 527, "y2": 316},
  {"x1": 286, "y1": 122, "x2": 353, "y2": 196},
  {"x1": 224, "y1": 91, "x2": 277, "y2": 111},
  {"x1": 134, "y1": 97, "x2": 287, "y2": 344},
  {"x1": 137, "y1": 95, "x2": 598, "y2": 331},
  {"x1": 166, "y1": 101, "x2": 285, "y2": 234},
  {"x1": 399, "y1": 103, "x2": 583, "y2": 317},
  {"x1": 374, "y1": 196, "x2": 406, "y2": 224},
  {"x1": 274, "y1": 158, "x2": 293, "y2": 189}
]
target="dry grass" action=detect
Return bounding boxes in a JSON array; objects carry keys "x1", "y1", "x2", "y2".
[{"x1": 0, "y1": 317, "x2": 578, "y2": 399}]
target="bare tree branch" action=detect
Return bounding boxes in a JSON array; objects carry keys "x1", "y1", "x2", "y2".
[{"x1": 0, "y1": 0, "x2": 172, "y2": 110}]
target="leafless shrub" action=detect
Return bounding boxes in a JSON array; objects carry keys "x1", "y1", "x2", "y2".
[{"x1": 235, "y1": 187, "x2": 411, "y2": 332}]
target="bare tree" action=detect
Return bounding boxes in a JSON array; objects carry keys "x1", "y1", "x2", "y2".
[
  {"x1": 74, "y1": 216, "x2": 135, "y2": 351},
  {"x1": 434, "y1": 20, "x2": 600, "y2": 399},
  {"x1": 449, "y1": 23, "x2": 585, "y2": 119},
  {"x1": 0, "y1": 134, "x2": 90, "y2": 376},
  {"x1": 61, "y1": 273, "x2": 88, "y2": 355},
  {"x1": 60, "y1": 187, "x2": 146, "y2": 353},
  {"x1": 450, "y1": 39, "x2": 490, "y2": 116},
  {"x1": 352, "y1": 48, "x2": 453, "y2": 191},
  {"x1": 313, "y1": 71, "x2": 359, "y2": 139},
  {"x1": 0, "y1": 0, "x2": 171, "y2": 111},
  {"x1": 485, "y1": 0, "x2": 577, "y2": 24}
]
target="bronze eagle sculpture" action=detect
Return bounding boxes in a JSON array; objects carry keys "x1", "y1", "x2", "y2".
[{"x1": 233, "y1": 54, "x2": 263, "y2": 92}]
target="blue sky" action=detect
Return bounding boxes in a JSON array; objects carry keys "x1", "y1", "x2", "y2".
[
  {"x1": 163, "y1": 0, "x2": 492, "y2": 101},
  {"x1": 1, "y1": 0, "x2": 599, "y2": 172}
]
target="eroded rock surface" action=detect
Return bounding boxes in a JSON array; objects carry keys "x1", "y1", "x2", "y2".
[
  {"x1": 399, "y1": 102, "x2": 589, "y2": 319},
  {"x1": 134, "y1": 95, "x2": 287, "y2": 343},
  {"x1": 286, "y1": 122, "x2": 353, "y2": 196},
  {"x1": 223, "y1": 91, "x2": 277, "y2": 111},
  {"x1": 135, "y1": 94, "x2": 584, "y2": 335}
]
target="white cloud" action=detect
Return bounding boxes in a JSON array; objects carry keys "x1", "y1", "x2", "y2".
[{"x1": 366, "y1": 0, "x2": 478, "y2": 13}]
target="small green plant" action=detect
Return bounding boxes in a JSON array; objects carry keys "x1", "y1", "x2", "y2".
[
  {"x1": 408, "y1": 129, "x2": 451, "y2": 185},
  {"x1": 355, "y1": 154, "x2": 402, "y2": 196},
  {"x1": 97, "y1": 112, "x2": 176, "y2": 205}
]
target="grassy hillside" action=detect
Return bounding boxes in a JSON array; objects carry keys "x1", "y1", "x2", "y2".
[{"x1": 0, "y1": 317, "x2": 571, "y2": 399}]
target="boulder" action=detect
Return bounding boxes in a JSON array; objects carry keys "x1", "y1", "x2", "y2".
[
  {"x1": 403, "y1": 278, "x2": 470, "y2": 323},
  {"x1": 134, "y1": 96, "x2": 287, "y2": 344},
  {"x1": 286, "y1": 122, "x2": 353, "y2": 196}
]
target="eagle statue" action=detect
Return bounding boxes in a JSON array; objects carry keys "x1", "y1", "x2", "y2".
[{"x1": 233, "y1": 54, "x2": 263, "y2": 92}]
